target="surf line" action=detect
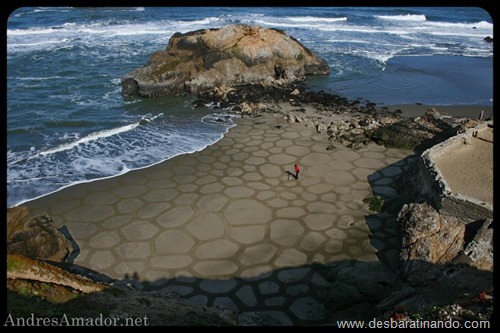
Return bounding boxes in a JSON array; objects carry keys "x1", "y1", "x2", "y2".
[{"x1": 26, "y1": 114, "x2": 163, "y2": 161}]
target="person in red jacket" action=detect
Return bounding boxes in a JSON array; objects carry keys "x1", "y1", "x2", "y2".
[{"x1": 294, "y1": 164, "x2": 300, "y2": 180}]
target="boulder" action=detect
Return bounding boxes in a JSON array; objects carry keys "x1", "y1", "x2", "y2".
[
  {"x1": 122, "y1": 24, "x2": 329, "y2": 97},
  {"x1": 7, "y1": 206, "x2": 74, "y2": 262},
  {"x1": 397, "y1": 202, "x2": 466, "y2": 280}
]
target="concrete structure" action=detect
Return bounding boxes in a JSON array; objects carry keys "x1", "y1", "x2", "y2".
[{"x1": 418, "y1": 121, "x2": 493, "y2": 221}]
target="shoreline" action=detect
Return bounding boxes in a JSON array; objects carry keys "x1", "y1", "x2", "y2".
[
  {"x1": 16, "y1": 103, "x2": 493, "y2": 324},
  {"x1": 7, "y1": 118, "x2": 239, "y2": 209},
  {"x1": 11, "y1": 102, "x2": 492, "y2": 209},
  {"x1": 22, "y1": 110, "x2": 417, "y2": 324}
]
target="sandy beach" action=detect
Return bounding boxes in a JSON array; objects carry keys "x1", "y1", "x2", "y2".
[
  {"x1": 22, "y1": 109, "x2": 422, "y2": 324},
  {"x1": 8, "y1": 6, "x2": 493, "y2": 324},
  {"x1": 19, "y1": 100, "x2": 495, "y2": 324}
]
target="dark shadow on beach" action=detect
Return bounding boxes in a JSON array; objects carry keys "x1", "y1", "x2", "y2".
[
  {"x1": 364, "y1": 154, "x2": 420, "y2": 268},
  {"x1": 5, "y1": 257, "x2": 494, "y2": 327}
]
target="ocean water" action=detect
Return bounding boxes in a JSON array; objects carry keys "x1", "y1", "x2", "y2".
[{"x1": 6, "y1": 6, "x2": 493, "y2": 208}]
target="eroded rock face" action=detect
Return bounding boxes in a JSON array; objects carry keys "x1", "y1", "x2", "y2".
[
  {"x1": 7, "y1": 206, "x2": 74, "y2": 262},
  {"x1": 398, "y1": 202, "x2": 466, "y2": 273},
  {"x1": 121, "y1": 24, "x2": 330, "y2": 97}
]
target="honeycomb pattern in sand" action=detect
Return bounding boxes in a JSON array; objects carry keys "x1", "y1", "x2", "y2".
[{"x1": 26, "y1": 118, "x2": 415, "y2": 325}]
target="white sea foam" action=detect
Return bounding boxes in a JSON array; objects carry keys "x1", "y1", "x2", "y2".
[
  {"x1": 30, "y1": 124, "x2": 140, "y2": 158},
  {"x1": 426, "y1": 20, "x2": 492, "y2": 29},
  {"x1": 182, "y1": 17, "x2": 221, "y2": 25},
  {"x1": 9, "y1": 21, "x2": 167, "y2": 38},
  {"x1": 7, "y1": 39, "x2": 70, "y2": 48},
  {"x1": 9, "y1": 127, "x2": 227, "y2": 208},
  {"x1": 375, "y1": 14, "x2": 427, "y2": 21},
  {"x1": 287, "y1": 16, "x2": 347, "y2": 23},
  {"x1": 8, "y1": 75, "x2": 72, "y2": 81},
  {"x1": 254, "y1": 19, "x2": 353, "y2": 31},
  {"x1": 7, "y1": 27, "x2": 60, "y2": 36},
  {"x1": 7, "y1": 7, "x2": 493, "y2": 208},
  {"x1": 28, "y1": 114, "x2": 163, "y2": 159}
]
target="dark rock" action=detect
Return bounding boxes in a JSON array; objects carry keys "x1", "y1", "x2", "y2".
[
  {"x1": 484, "y1": 36, "x2": 493, "y2": 43},
  {"x1": 331, "y1": 302, "x2": 376, "y2": 322},
  {"x1": 7, "y1": 254, "x2": 281, "y2": 326},
  {"x1": 375, "y1": 286, "x2": 417, "y2": 314},
  {"x1": 325, "y1": 262, "x2": 401, "y2": 317},
  {"x1": 325, "y1": 281, "x2": 367, "y2": 312},
  {"x1": 371, "y1": 112, "x2": 458, "y2": 151}
]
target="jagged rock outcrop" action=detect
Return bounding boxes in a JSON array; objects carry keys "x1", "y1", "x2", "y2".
[
  {"x1": 7, "y1": 206, "x2": 74, "y2": 262},
  {"x1": 122, "y1": 24, "x2": 329, "y2": 97},
  {"x1": 397, "y1": 202, "x2": 466, "y2": 279},
  {"x1": 397, "y1": 202, "x2": 493, "y2": 285},
  {"x1": 371, "y1": 108, "x2": 461, "y2": 151}
]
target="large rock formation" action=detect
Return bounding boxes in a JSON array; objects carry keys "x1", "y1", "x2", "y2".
[
  {"x1": 122, "y1": 24, "x2": 330, "y2": 97},
  {"x1": 397, "y1": 202, "x2": 493, "y2": 285},
  {"x1": 397, "y1": 202, "x2": 466, "y2": 278},
  {"x1": 7, "y1": 206, "x2": 74, "y2": 262}
]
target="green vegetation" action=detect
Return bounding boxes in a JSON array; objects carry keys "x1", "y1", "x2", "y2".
[
  {"x1": 7, "y1": 256, "x2": 20, "y2": 271},
  {"x1": 363, "y1": 195, "x2": 385, "y2": 212}
]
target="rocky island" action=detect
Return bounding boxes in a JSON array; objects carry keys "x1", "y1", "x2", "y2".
[{"x1": 121, "y1": 24, "x2": 329, "y2": 97}]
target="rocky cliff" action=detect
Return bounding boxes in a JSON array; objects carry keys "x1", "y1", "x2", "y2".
[{"x1": 121, "y1": 24, "x2": 330, "y2": 97}]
